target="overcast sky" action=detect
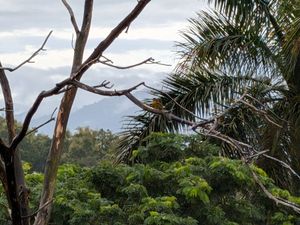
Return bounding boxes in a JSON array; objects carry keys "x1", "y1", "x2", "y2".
[{"x1": 0, "y1": 0, "x2": 208, "y2": 120}]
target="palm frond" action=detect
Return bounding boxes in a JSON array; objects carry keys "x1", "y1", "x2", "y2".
[
  {"x1": 117, "y1": 0, "x2": 300, "y2": 192},
  {"x1": 116, "y1": 112, "x2": 176, "y2": 163},
  {"x1": 117, "y1": 69, "x2": 277, "y2": 162},
  {"x1": 177, "y1": 10, "x2": 283, "y2": 80}
]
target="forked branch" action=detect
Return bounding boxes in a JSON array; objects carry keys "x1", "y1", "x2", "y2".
[
  {"x1": 26, "y1": 108, "x2": 57, "y2": 136},
  {"x1": 0, "y1": 31, "x2": 53, "y2": 72},
  {"x1": 70, "y1": 0, "x2": 151, "y2": 80},
  {"x1": 252, "y1": 171, "x2": 300, "y2": 214},
  {"x1": 99, "y1": 57, "x2": 171, "y2": 69},
  {"x1": 62, "y1": 0, "x2": 80, "y2": 34}
]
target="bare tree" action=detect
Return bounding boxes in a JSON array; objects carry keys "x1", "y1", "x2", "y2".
[
  {"x1": 0, "y1": 0, "x2": 155, "y2": 224},
  {"x1": 1, "y1": 1, "x2": 299, "y2": 225}
]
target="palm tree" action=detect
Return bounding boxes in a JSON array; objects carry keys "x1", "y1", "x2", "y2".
[{"x1": 118, "y1": 0, "x2": 300, "y2": 192}]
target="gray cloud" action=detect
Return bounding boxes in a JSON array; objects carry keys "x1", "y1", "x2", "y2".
[
  {"x1": 2, "y1": 65, "x2": 165, "y2": 117},
  {"x1": 0, "y1": 0, "x2": 208, "y2": 124},
  {"x1": 0, "y1": 0, "x2": 207, "y2": 30}
]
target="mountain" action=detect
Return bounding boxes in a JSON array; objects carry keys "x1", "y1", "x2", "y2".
[{"x1": 26, "y1": 92, "x2": 149, "y2": 135}]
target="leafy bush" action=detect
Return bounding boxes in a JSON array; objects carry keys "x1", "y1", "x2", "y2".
[{"x1": 1, "y1": 133, "x2": 299, "y2": 224}]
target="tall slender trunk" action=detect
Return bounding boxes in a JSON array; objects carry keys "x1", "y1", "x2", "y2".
[
  {"x1": 33, "y1": 2, "x2": 93, "y2": 224},
  {"x1": 0, "y1": 65, "x2": 29, "y2": 225},
  {"x1": 33, "y1": 1, "x2": 151, "y2": 224},
  {"x1": 3, "y1": 150, "x2": 21, "y2": 225}
]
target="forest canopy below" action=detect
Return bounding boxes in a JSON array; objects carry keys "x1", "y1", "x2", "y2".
[
  {"x1": 1, "y1": 130, "x2": 300, "y2": 225},
  {"x1": 2, "y1": 0, "x2": 300, "y2": 224}
]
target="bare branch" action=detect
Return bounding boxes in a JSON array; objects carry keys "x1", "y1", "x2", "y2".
[
  {"x1": 125, "y1": 92, "x2": 195, "y2": 126},
  {"x1": 70, "y1": 80, "x2": 144, "y2": 96},
  {"x1": 21, "y1": 199, "x2": 53, "y2": 219},
  {"x1": 119, "y1": 84, "x2": 300, "y2": 214},
  {"x1": 61, "y1": 0, "x2": 80, "y2": 34},
  {"x1": 99, "y1": 57, "x2": 171, "y2": 69},
  {"x1": 67, "y1": 79, "x2": 195, "y2": 127},
  {"x1": 99, "y1": 57, "x2": 153, "y2": 69},
  {"x1": 80, "y1": 0, "x2": 94, "y2": 36},
  {"x1": 238, "y1": 99, "x2": 282, "y2": 128},
  {"x1": 0, "y1": 62, "x2": 16, "y2": 142},
  {"x1": 248, "y1": 150, "x2": 270, "y2": 159},
  {"x1": 9, "y1": 78, "x2": 146, "y2": 150},
  {"x1": 71, "y1": 0, "x2": 151, "y2": 80},
  {"x1": 26, "y1": 108, "x2": 57, "y2": 136},
  {"x1": 252, "y1": 171, "x2": 300, "y2": 214},
  {"x1": 245, "y1": 94, "x2": 288, "y2": 123},
  {"x1": 0, "y1": 31, "x2": 53, "y2": 72},
  {"x1": 143, "y1": 83, "x2": 206, "y2": 121},
  {"x1": 10, "y1": 78, "x2": 70, "y2": 150},
  {"x1": 262, "y1": 154, "x2": 300, "y2": 181}
]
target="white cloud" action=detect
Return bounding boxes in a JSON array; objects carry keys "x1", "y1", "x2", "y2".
[
  {"x1": 0, "y1": 46, "x2": 175, "y2": 72},
  {"x1": 0, "y1": 0, "x2": 208, "y2": 121},
  {"x1": 0, "y1": 47, "x2": 73, "y2": 70}
]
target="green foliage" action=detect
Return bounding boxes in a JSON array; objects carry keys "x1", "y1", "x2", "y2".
[
  {"x1": 133, "y1": 133, "x2": 186, "y2": 163},
  {"x1": 20, "y1": 132, "x2": 52, "y2": 172},
  {"x1": 0, "y1": 117, "x2": 118, "y2": 171},
  {"x1": 177, "y1": 176, "x2": 211, "y2": 203},
  {"x1": 117, "y1": 0, "x2": 300, "y2": 195},
  {"x1": 9, "y1": 133, "x2": 298, "y2": 225},
  {"x1": 62, "y1": 127, "x2": 118, "y2": 167}
]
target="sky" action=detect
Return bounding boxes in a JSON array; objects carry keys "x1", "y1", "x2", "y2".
[{"x1": 0, "y1": 0, "x2": 208, "y2": 124}]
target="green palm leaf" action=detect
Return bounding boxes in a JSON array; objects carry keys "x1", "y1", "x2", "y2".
[{"x1": 118, "y1": 0, "x2": 300, "y2": 192}]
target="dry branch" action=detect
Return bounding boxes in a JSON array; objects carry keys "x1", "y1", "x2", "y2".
[
  {"x1": 262, "y1": 154, "x2": 300, "y2": 180},
  {"x1": 124, "y1": 87, "x2": 300, "y2": 214},
  {"x1": 21, "y1": 199, "x2": 53, "y2": 219},
  {"x1": 0, "y1": 31, "x2": 52, "y2": 72},
  {"x1": 252, "y1": 171, "x2": 300, "y2": 214},
  {"x1": 70, "y1": 0, "x2": 151, "y2": 80},
  {"x1": 143, "y1": 83, "x2": 206, "y2": 121},
  {"x1": 61, "y1": 0, "x2": 80, "y2": 34},
  {"x1": 26, "y1": 108, "x2": 57, "y2": 136},
  {"x1": 99, "y1": 57, "x2": 171, "y2": 69}
]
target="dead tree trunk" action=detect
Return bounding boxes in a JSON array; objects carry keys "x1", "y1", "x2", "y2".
[
  {"x1": 34, "y1": 1, "x2": 151, "y2": 224},
  {"x1": 0, "y1": 64, "x2": 30, "y2": 225},
  {"x1": 32, "y1": 1, "x2": 93, "y2": 224}
]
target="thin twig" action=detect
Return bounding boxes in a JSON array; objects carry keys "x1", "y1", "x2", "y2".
[
  {"x1": 262, "y1": 154, "x2": 300, "y2": 181},
  {"x1": 238, "y1": 99, "x2": 282, "y2": 128},
  {"x1": 252, "y1": 171, "x2": 300, "y2": 214},
  {"x1": 125, "y1": 24, "x2": 131, "y2": 33},
  {"x1": 69, "y1": 80, "x2": 144, "y2": 96},
  {"x1": 99, "y1": 57, "x2": 171, "y2": 70},
  {"x1": 0, "y1": 31, "x2": 53, "y2": 72},
  {"x1": 62, "y1": 0, "x2": 80, "y2": 34},
  {"x1": 245, "y1": 94, "x2": 288, "y2": 123},
  {"x1": 21, "y1": 199, "x2": 53, "y2": 219},
  {"x1": 26, "y1": 108, "x2": 57, "y2": 136},
  {"x1": 93, "y1": 80, "x2": 114, "y2": 89},
  {"x1": 248, "y1": 150, "x2": 270, "y2": 159},
  {"x1": 100, "y1": 55, "x2": 113, "y2": 64},
  {"x1": 143, "y1": 83, "x2": 206, "y2": 121}
]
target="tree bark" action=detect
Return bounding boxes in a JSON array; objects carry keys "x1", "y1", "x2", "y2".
[
  {"x1": 33, "y1": 1, "x2": 94, "y2": 225},
  {"x1": 3, "y1": 152, "x2": 22, "y2": 225},
  {"x1": 0, "y1": 64, "x2": 29, "y2": 225},
  {"x1": 34, "y1": 1, "x2": 151, "y2": 224}
]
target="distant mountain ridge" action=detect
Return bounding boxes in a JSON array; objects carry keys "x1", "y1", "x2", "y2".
[{"x1": 21, "y1": 92, "x2": 149, "y2": 135}]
